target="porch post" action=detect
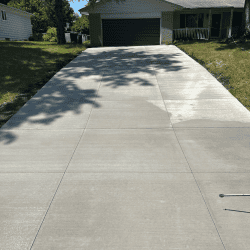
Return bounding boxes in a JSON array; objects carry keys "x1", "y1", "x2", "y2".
[
  {"x1": 228, "y1": 8, "x2": 234, "y2": 38},
  {"x1": 208, "y1": 9, "x2": 212, "y2": 40},
  {"x1": 219, "y1": 13, "x2": 223, "y2": 38},
  {"x1": 160, "y1": 13, "x2": 162, "y2": 44}
]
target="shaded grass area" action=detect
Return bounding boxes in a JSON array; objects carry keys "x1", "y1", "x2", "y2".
[
  {"x1": 0, "y1": 41, "x2": 88, "y2": 128},
  {"x1": 173, "y1": 38, "x2": 250, "y2": 112}
]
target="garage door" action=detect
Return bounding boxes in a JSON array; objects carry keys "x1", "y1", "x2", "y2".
[{"x1": 102, "y1": 18, "x2": 160, "y2": 46}]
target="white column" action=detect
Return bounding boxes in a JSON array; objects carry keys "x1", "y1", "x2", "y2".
[
  {"x1": 160, "y1": 12, "x2": 162, "y2": 45},
  {"x1": 208, "y1": 9, "x2": 212, "y2": 39},
  {"x1": 228, "y1": 8, "x2": 234, "y2": 38}
]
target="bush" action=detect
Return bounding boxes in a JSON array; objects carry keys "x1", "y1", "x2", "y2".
[
  {"x1": 82, "y1": 40, "x2": 91, "y2": 48},
  {"x1": 37, "y1": 33, "x2": 43, "y2": 41},
  {"x1": 28, "y1": 33, "x2": 43, "y2": 41},
  {"x1": 28, "y1": 36, "x2": 35, "y2": 41},
  {"x1": 43, "y1": 27, "x2": 57, "y2": 42}
]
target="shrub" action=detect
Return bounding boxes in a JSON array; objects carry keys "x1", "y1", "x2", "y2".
[
  {"x1": 29, "y1": 33, "x2": 43, "y2": 41},
  {"x1": 43, "y1": 27, "x2": 58, "y2": 42},
  {"x1": 28, "y1": 36, "x2": 35, "y2": 41},
  {"x1": 82, "y1": 40, "x2": 91, "y2": 48}
]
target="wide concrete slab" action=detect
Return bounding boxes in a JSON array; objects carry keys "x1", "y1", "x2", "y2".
[
  {"x1": 0, "y1": 173, "x2": 62, "y2": 250},
  {"x1": 66, "y1": 129, "x2": 190, "y2": 173},
  {"x1": 157, "y1": 79, "x2": 224, "y2": 88},
  {"x1": 194, "y1": 173, "x2": 250, "y2": 250},
  {"x1": 1, "y1": 44, "x2": 250, "y2": 250},
  {"x1": 160, "y1": 86, "x2": 233, "y2": 100},
  {"x1": 31, "y1": 173, "x2": 224, "y2": 250},
  {"x1": 87, "y1": 106, "x2": 171, "y2": 129},
  {"x1": 152, "y1": 64, "x2": 206, "y2": 72},
  {"x1": 98, "y1": 85, "x2": 163, "y2": 101},
  {"x1": 0, "y1": 95, "x2": 95, "y2": 130},
  {"x1": 99, "y1": 77, "x2": 158, "y2": 88},
  {"x1": 174, "y1": 128, "x2": 250, "y2": 172},
  {"x1": 156, "y1": 72, "x2": 215, "y2": 81},
  {"x1": 165, "y1": 99, "x2": 250, "y2": 128},
  {"x1": 0, "y1": 130, "x2": 83, "y2": 172}
]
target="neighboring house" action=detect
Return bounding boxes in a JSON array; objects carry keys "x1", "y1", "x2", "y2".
[
  {"x1": 0, "y1": 3, "x2": 34, "y2": 41},
  {"x1": 79, "y1": 0, "x2": 245, "y2": 46}
]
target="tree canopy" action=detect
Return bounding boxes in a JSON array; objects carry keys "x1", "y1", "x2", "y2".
[
  {"x1": 71, "y1": 15, "x2": 89, "y2": 34},
  {"x1": 6, "y1": 0, "x2": 75, "y2": 34}
]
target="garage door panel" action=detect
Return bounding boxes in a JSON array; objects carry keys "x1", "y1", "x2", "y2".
[{"x1": 102, "y1": 19, "x2": 160, "y2": 46}]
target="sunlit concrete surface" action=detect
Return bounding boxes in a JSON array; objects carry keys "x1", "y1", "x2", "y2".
[{"x1": 1, "y1": 45, "x2": 250, "y2": 250}]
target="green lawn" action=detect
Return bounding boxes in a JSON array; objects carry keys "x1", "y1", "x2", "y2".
[
  {"x1": 1, "y1": 39, "x2": 250, "y2": 129},
  {"x1": 0, "y1": 41, "x2": 88, "y2": 128},
  {"x1": 173, "y1": 39, "x2": 250, "y2": 112}
]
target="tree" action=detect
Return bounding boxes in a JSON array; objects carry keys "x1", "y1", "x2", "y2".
[
  {"x1": 53, "y1": 0, "x2": 66, "y2": 44},
  {"x1": 42, "y1": 0, "x2": 75, "y2": 34},
  {"x1": 7, "y1": 0, "x2": 75, "y2": 42},
  {"x1": 244, "y1": 0, "x2": 250, "y2": 37},
  {"x1": 71, "y1": 15, "x2": 89, "y2": 34},
  {"x1": 7, "y1": 0, "x2": 54, "y2": 34},
  {"x1": 73, "y1": 12, "x2": 80, "y2": 21},
  {"x1": 0, "y1": 0, "x2": 11, "y2": 4}
]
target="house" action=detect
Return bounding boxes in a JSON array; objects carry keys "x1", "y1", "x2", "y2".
[
  {"x1": 0, "y1": 3, "x2": 34, "y2": 41},
  {"x1": 78, "y1": 0, "x2": 245, "y2": 46}
]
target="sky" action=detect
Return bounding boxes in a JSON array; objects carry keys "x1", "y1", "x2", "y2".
[{"x1": 67, "y1": 0, "x2": 88, "y2": 17}]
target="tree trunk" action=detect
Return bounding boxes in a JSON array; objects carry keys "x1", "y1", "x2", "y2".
[
  {"x1": 55, "y1": 0, "x2": 66, "y2": 44},
  {"x1": 244, "y1": 0, "x2": 250, "y2": 36}
]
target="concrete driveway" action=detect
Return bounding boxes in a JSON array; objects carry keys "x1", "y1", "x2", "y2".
[{"x1": 1, "y1": 45, "x2": 250, "y2": 250}]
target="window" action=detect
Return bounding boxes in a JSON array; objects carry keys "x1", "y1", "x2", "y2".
[
  {"x1": 180, "y1": 13, "x2": 204, "y2": 28},
  {"x1": 232, "y1": 12, "x2": 243, "y2": 27},
  {"x1": 198, "y1": 13, "x2": 204, "y2": 28},
  {"x1": 186, "y1": 14, "x2": 197, "y2": 28},
  {"x1": 1, "y1": 10, "x2": 7, "y2": 20},
  {"x1": 180, "y1": 14, "x2": 185, "y2": 28}
]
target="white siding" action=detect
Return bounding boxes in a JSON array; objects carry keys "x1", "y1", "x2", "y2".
[{"x1": 0, "y1": 5, "x2": 33, "y2": 41}]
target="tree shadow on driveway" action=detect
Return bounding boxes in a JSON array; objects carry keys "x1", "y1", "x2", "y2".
[{"x1": 0, "y1": 46, "x2": 207, "y2": 144}]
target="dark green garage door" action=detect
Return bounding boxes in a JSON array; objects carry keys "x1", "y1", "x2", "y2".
[{"x1": 102, "y1": 18, "x2": 160, "y2": 46}]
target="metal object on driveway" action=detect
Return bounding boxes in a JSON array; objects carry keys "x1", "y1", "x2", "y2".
[{"x1": 219, "y1": 194, "x2": 250, "y2": 198}]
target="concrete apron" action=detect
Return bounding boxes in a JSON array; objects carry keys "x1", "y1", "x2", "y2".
[{"x1": 1, "y1": 45, "x2": 250, "y2": 250}]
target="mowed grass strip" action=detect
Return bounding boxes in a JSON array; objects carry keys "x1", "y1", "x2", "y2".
[
  {"x1": 173, "y1": 39, "x2": 250, "y2": 112},
  {"x1": 0, "y1": 41, "x2": 88, "y2": 128}
]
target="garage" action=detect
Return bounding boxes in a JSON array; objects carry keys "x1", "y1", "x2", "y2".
[{"x1": 102, "y1": 18, "x2": 160, "y2": 46}]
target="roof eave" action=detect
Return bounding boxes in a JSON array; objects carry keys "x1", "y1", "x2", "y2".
[{"x1": 0, "y1": 3, "x2": 35, "y2": 16}]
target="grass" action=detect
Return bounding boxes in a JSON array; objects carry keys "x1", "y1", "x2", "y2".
[
  {"x1": 1, "y1": 39, "x2": 250, "y2": 129},
  {"x1": 0, "y1": 40, "x2": 89, "y2": 128},
  {"x1": 172, "y1": 38, "x2": 250, "y2": 112}
]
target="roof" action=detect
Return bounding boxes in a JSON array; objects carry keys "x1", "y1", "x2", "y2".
[
  {"x1": 164, "y1": 0, "x2": 245, "y2": 9},
  {"x1": 79, "y1": 0, "x2": 245, "y2": 13},
  {"x1": 0, "y1": 3, "x2": 35, "y2": 16}
]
